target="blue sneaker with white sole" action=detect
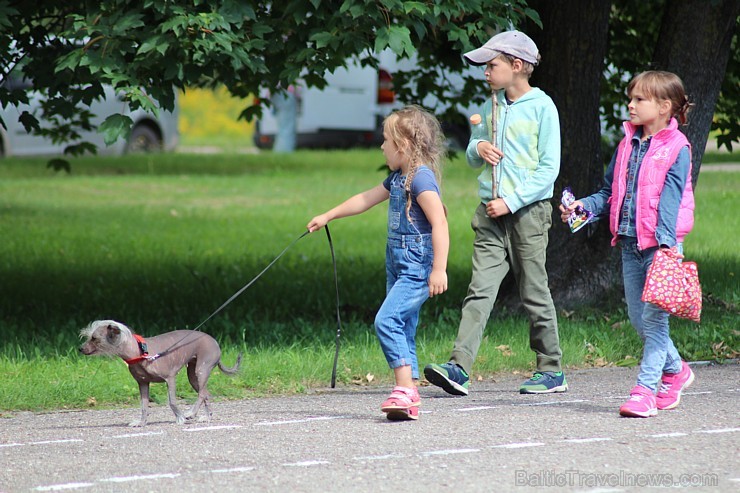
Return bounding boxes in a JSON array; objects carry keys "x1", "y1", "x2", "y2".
[
  {"x1": 424, "y1": 362, "x2": 470, "y2": 396},
  {"x1": 519, "y1": 371, "x2": 568, "y2": 394}
]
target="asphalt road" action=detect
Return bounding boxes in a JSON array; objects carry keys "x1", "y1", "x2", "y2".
[{"x1": 1, "y1": 363, "x2": 738, "y2": 492}]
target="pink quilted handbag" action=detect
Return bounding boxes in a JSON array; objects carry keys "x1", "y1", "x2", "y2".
[{"x1": 641, "y1": 247, "x2": 702, "y2": 322}]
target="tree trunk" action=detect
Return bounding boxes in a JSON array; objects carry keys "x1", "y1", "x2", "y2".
[
  {"x1": 525, "y1": 0, "x2": 620, "y2": 308},
  {"x1": 651, "y1": 0, "x2": 740, "y2": 187}
]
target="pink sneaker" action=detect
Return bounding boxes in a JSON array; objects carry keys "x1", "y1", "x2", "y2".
[
  {"x1": 381, "y1": 386, "x2": 420, "y2": 421},
  {"x1": 619, "y1": 385, "x2": 657, "y2": 418},
  {"x1": 656, "y1": 361, "x2": 695, "y2": 410}
]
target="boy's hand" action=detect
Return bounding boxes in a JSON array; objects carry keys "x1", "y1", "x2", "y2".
[
  {"x1": 428, "y1": 269, "x2": 448, "y2": 297},
  {"x1": 307, "y1": 214, "x2": 329, "y2": 233},
  {"x1": 559, "y1": 200, "x2": 583, "y2": 222},
  {"x1": 477, "y1": 141, "x2": 504, "y2": 166},
  {"x1": 486, "y1": 198, "x2": 510, "y2": 218}
]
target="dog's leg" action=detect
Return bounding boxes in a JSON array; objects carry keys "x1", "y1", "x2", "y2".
[
  {"x1": 129, "y1": 382, "x2": 150, "y2": 427},
  {"x1": 184, "y1": 362, "x2": 202, "y2": 421},
  {"x1": 165, "y1": 376, "x2": 186, "y2": 424},
  {"x1": 185, "y1": 361, "x2": 213, "y2": 422}
]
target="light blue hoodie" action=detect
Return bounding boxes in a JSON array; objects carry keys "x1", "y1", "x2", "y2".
[{"x1": 466, "y1": 87, "x2": 560, "y2": 213}]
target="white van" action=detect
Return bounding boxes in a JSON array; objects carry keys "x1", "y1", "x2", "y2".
[
  {"x1": 0, "y1": 62, "x2": 178, "y2": 157},
  {"x1": 253, "y1": 50, "x2": 481, "y2": 150}
]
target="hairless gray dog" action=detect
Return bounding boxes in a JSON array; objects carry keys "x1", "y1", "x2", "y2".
[{"x1": 80, "y1": 320, "x2": 241, "y2": 427}]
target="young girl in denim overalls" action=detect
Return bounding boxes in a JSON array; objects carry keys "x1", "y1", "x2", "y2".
[
  {"x1": 308, "y1": 105, "x2": 449, "y2": 420},
  {"x1": 561, "y1": 71, "x2": 695, "y2": 417}
]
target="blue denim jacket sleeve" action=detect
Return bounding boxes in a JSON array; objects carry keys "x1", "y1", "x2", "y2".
[
  {"x1": 655, "y1": 146, "x2": 690, "y2": 247},
  {"x1": 580, "y1": 149, "x2": 618, "y2": 221}
]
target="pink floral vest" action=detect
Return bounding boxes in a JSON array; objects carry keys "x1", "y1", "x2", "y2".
[{"x1": 609, "y1": 118, "x2": 694, "y2": 249}]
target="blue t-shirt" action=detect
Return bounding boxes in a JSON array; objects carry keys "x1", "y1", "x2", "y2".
[{"x1": 382, "y1": 166, "x2": 440, "y2": 234}]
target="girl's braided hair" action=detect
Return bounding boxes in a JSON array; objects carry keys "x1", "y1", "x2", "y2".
[
  {"x1": 627, "y1": 71, "x2": 694, "y2": 126},
  {"x1": 383, "y1": 105, "x2": 446, "y2": 221}
]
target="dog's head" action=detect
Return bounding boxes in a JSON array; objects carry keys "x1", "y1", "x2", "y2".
[{"x1": 79, "y1": 320, "x2": 133, "y2": 356}]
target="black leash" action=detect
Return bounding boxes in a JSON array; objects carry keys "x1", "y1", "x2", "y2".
[
  {"x1": 325, "y1": 226, "x2": 342, "y2": 388},
  {"x1": 148, "y1": 227, "x2": 343, "y2": 388},
  {"x1": 190, "y1": 230, "x2": 310, "y2": 332}
]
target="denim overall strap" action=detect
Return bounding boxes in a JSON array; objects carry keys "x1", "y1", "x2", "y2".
[{"x1": 387, "y1": 170, "x2": 424, "y2": 239}]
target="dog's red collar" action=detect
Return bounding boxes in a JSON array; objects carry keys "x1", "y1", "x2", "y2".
[{"x1": 125, "y1": 334, "x2": 159, "y2": 366}]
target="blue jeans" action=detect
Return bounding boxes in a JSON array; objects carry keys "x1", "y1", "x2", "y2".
[
  {"x1": 374, "y1": 234, "x2": 433, "y2": 379},
  {"x1": 620, "y1": 238, "x2": 683, "y2": 392}
]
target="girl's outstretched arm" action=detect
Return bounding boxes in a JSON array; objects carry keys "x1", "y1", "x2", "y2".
[
  {"x1": 307, "y1": 184, "x2": 389, "y2": 233},
  {"x1": 417, "y1": 190, "x2": 449, "y2": 297}
]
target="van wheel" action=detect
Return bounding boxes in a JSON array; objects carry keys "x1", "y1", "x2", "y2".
[{"x1": 126, "y1": 125, "x2": 162, "y2": 154}]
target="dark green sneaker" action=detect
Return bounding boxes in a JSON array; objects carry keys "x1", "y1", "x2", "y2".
[
  {"x1": 424, "y1": 362, "x2": 470, "y2": 396},
  {"x1": 519, "y1": 371, "x2": 568, "y2": 394}
]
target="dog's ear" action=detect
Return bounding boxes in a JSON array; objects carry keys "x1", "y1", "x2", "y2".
[{"x1": 106, "y1": 324, "x2": 122, "y2": 344}]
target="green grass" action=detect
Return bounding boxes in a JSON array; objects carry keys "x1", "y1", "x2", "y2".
[
  {"x1": 701, "y1": 150, "x2": 738, "y2": 164},
  {"x1": 0, "y1": 150, "x2": 737, "y2": 412}
]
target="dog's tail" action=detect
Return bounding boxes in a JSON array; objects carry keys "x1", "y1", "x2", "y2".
[{"x1": 218, "y1": 353, "x2": 242, "y2": 376}]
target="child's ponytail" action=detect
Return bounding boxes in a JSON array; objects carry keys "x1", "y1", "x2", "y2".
[{"x1": 676, "y1": 94, "x2": 693, "y2": 126}]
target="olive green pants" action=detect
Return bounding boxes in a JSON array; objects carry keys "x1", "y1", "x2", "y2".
[{"x1": 450, "y1": 201, "x2": 562, "y2": 373}]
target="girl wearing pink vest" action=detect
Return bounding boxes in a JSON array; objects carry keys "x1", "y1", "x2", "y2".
[{"x1": 561, "y1": 71, "x2": 695, "y2": 418}]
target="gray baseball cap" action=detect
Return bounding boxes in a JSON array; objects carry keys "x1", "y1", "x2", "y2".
[{"x1": 463, "y1": 30, "x2": 540, "y2": 66}]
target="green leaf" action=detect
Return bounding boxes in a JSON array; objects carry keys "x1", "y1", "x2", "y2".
[
  {"x1": 374, "y1": 28, "x2": 390, "y2": 53},
  {"x1": 137, "y1": 39, "x2": 160, "y2": 55},
  {"x1": 99, "y1": 114, "x2": 133, "y2": 146},
  {"x1": 310, "y1": 32, "x2": 335, "y2": 49},
  {"x1": 18, "y1": 112, "x2": 40, "y2": 133},
  {"x1": 387, "y1": 26, "x2": 413, "y2": 57},
  {"x1": 251, "y1": 24, "x2": 273, "y2": 37},
  {"x1": 404, "y1": 2, "x2": 428, "y2": 15},
  {"x1": 524, "y1": 8, "x2": 542, "y2": 28},
  {"x1": 63, "y1": 141, "x2": 98, "y2": 157},
  {"x1": 55, "y1": 50, "x2": 83, "y2": 73},
  {"x1": 0, "y1": 4, "x2": 19, "y2": 29},
  {"x1": 46, "y1": 159, "x2": 71, "y2": 173},
  {"x1": 615, "y1": 358, "x2": 639, "y2": 368},
  {"x1": 109, "y1": 13, "x2": 146, "y2": 35}
]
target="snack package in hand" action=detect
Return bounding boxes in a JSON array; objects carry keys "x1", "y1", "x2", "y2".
[{"x1": 561, "y1": 187, "x2": 593, "y2": 233}]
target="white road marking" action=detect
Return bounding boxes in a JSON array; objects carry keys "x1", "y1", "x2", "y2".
[
  {"x1": 282, "y1": 460, "x2": 330, "y2": 467},
  {"x1": 109, "y1": 431, "x2": 164, "y2": 438},
  {"x1": 209, "y1": 467, "x2": 255, "y2": 473},
  {"x1": 491, "y1": 442, "x2": 546, "y2": 449},
  {"x1": 694, "y1": 428, "x2": 740, "y2": 434},
  {"x1": 421, "y1": 448, "x2": 480, "y2": 456},
  {"x1": 561, "y1": 437, "x2": 613, "y2": 443},
  {"x1": 0, "y1": 442, "x2": 23, "y2": 448},
  {"x1": 353, "y1": 454, "x2": 405, "y2": 461},
  {"x1": 516, "y1": 399, "x2": 589, "y2": 406},
  {"x1": 35, "y1": 483, "x2": 94, "y2": 491},
  {"x1": 183, "y1": 425, "x2": 242, "y2": 432},
  {"x1": 650, "y1": 432, "x2": 688, "y2": 438},
  {"x1": 457, "y1": 406, "x2": 498, "y2": 412},
  {"x1": 30, "y1": 439, "x2": 84, "y2": 445},
  {"x1": 255, "y1": 416, "x2": 346, "y2": 426},
  {"x1": 99, "y1": 473, "x2": 180, "y2": 483}
]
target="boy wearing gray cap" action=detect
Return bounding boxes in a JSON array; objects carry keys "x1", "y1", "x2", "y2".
[{"x1": 424, "y1": 30, "x2": 566, "y2": 395}]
